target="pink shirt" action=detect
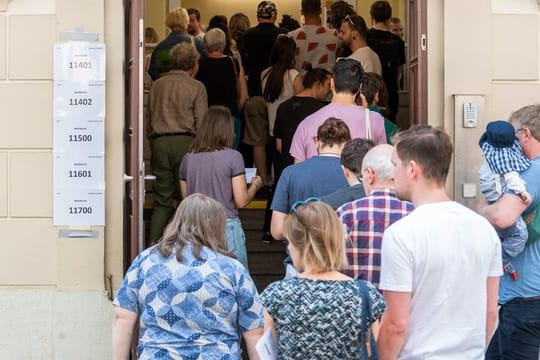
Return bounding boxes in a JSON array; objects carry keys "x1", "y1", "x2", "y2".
[{"x1": 289, "y1": 103, "x2": 387, "y2": 161}]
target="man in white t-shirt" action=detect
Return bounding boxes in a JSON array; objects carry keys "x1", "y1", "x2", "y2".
[
  {"x1": 377, "y1": 126, "x2": 502, "y2": 360},
  {"x1": 339, "y1": 14, "x2": 382, "y2": 75},
  {"x1": 187, "y1": 8, "x2": 205, "y2": 40},
  {"x1": 288, "y1": 0, "x2": 338, "y2": 73}
]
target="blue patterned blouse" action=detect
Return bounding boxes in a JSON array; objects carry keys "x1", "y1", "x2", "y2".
[
  {"x1": 261, "y1": 278, "x2": 387, "y2": 359},
  {"x1": 114, "y1": 244, "x2": 264, "y2": 359}
]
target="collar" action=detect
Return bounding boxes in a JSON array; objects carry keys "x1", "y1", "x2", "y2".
[{"x1": 368, "y1": 187, "x2": 398, "y2": 197}]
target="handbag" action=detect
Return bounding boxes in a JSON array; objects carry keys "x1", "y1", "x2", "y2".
[{"x1": 358, "y1": 279, "x2": 378, "y2": 360}]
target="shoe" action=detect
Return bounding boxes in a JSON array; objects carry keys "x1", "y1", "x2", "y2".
[{"x1": 261, "y1": 231, "x2": 275, "y2": 244}]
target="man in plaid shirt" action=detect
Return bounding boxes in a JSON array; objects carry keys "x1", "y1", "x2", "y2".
[{"x1": 336, "y1": 144, "x2": 414, "y2": 287}]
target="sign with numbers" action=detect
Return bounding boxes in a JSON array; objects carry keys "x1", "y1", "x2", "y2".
[
  {"x1": 53, "y1": 42, "x2": 106, "y2": 226},
  {"x1": 54, "y1": 189, "x2": 105, "y2": 226}
]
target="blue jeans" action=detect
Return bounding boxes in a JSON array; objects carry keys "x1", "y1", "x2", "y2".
[
  {"x1": 226, "y1": 217, "x2": 248, "y2": 269},
  {"x1": 485, "y1": 298, "x2": 540, "y2": 359}
]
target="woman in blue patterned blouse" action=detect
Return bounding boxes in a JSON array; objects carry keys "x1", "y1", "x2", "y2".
[
  {"x1": 113, "y1": 193, "x2": 264, "y2": 359},
  {"x1": 261, "y1": 200, "x2": 387, "y2": 359}
]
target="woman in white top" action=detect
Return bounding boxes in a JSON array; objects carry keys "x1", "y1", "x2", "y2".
[{"x1": 261, "y1": 34, "x2": 304, "y2": 137}]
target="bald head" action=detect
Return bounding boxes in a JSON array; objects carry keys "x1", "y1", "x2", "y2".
[{"x1": 362, "y1": 144, "x2": 394, "y2": 193}]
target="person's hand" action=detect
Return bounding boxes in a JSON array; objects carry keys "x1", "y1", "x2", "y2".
[
  {"x1": 521, "y1": 191, "x2": 532, "y2": 206},
  {"x1": 251, "y1": 175, "x2": 263, "y2": 190}
]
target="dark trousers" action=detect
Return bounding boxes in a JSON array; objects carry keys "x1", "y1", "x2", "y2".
[
  {"x1": 485, "y1": 298, "x2": 540, "y2": 359},
  {"x1": 149, "y1": 135, "x2": 193, "y2": 243}
]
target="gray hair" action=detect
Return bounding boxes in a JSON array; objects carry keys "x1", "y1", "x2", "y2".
[
  {"x1": 510, "y1": 104, "x2": 540, "y2": 141},
  {"x1": 362, "y1": 144, "x2": 394, "y2": 182},
  {"x1": 169, "y1": 42, "x2": 200, "y2": 71},
  {"x1": 204, "y1": 28, "x2": 226, "y2": 53}
]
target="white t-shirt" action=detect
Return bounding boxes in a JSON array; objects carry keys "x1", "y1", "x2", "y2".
[
  {"x1": 348, "y1": 47, "x2": 382, "y2": 75},
  {"x1": 288, "y1": 25, "x2": 338, "y2": 72},
  {"x1": 380, "y1": 201, "x2": 502, "y2": 360},
  {"x1": 261, "y1": 68, "x2": 300, "y2": 136}
]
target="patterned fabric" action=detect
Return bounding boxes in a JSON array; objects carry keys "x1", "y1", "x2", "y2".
[
  {"x1": 288, "y1": 25, "x2": 338, "y2": 72},
  {"x1": 260, "y1": 278, "x2": 386, "y2": 359},
  {"x1": 481, "y1": 140, "x2": 530, "y2": 175},
  {"x1": 114, "y1": 244, "x2": 263, "y2": 359},
  {"x1": 337, "y1": 188, "x2": 414, "y2": 287}
]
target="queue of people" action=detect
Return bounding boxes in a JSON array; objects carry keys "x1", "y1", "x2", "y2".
[{"x1": 114, "y1": 0, "x2": 540, "y2": 358}]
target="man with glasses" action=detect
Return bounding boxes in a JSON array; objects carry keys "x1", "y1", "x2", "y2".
[
  {"x1": 480, "y1": 104, "x2": 540, "y2": 359},
  {"x1": 336, "y1": 144, "x2": 413, "y2": 286},
  {"x1": 339, "y1": 14, "x2": 382, "y2": 76}
]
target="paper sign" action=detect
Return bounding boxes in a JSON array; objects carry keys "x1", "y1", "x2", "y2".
[
  {"x1": 255, "y1": 329, "x2": 278, "y2": 360},
  {"x1": 53, "y1": 118, "x2": 104, "y2": 154},
  {"x1": 54, "y1": 43, "x2": 106, "y2": 81},
  {"x1": 53, "y1": 42, "x2": 106, "y2": 226},
  {"x1": 245, "y1": 168, "x2": 257, "y2": 184},
  {"x1": 53, "y1": 153, "x2": 105, "y2": 190},
  {"x1": 54, "y1": 189, "x2": 105, "y2": 226},
  {"x1": 54, "y1": 81, "x2": 105, "y2": 119}
]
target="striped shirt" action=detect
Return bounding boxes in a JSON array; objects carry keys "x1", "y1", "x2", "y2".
[{"x1": 337, "y1": 188, "x2": 414, "y2": 287}]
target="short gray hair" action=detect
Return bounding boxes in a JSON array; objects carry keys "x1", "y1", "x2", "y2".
[
  {"x1": 169, "y1": 42, "x2": 200, "y2": 71},
  {"x1": 204, "y1": 28, "x2": 226, "y2": 53},
  {"x1": 362, "y1": 144, "x2": 394, "y2": 182},
  {"x1": 510, "y1": 104, "x2": 540, "y2": 141}
]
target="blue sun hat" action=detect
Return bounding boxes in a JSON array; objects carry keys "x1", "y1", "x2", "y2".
[{"x1": 479, "y1": 120, "x2": 530, "y2": 174}]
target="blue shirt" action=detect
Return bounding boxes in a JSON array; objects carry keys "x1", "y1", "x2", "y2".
[
  {"x1": 114, "y1": 244, "x2": 263, "y2": 359},
  {"x1": 499, "y1": 157, "x2": 540, "y2": 303},
  {"x1": 271, "y1": 156, "x2": 348, "y2": 214}
]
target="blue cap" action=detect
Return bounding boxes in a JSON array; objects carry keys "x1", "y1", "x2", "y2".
[{"x1": 479, "y1": 120, "x2": 516, "y2": 148}]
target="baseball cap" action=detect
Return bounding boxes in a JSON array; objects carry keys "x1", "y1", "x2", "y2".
[{"x1": 257, "y1": 1, "x2": 277, "y2": 19}]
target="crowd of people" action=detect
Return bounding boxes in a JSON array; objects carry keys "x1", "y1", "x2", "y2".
[{"x1": 113, "y1": 0, "x2": 540, "y2": 359}]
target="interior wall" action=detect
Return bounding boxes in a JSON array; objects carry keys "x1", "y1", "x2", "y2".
[{"x1": 144, "y1": 0, "x2": 406, "y2": 34}]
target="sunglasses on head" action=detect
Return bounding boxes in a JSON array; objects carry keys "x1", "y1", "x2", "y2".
[{"x1": 290, "y1": 197, "x2": 320, "y2": 213}]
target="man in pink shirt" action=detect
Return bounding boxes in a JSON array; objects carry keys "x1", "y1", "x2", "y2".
[{"x1": 289, "y1": 58, "x2": 387, "y2": 162}]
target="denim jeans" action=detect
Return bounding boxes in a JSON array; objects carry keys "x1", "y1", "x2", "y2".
[
  {"x1": 485, "y1": 298, "x2": 540, "y2": 359},
  {"x1": 226, "y1": 217, "x2": 248, "y2": 269}
]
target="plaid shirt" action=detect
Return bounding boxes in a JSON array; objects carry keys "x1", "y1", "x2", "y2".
[{"x1": 337, "y1": 188, "x2": 414, "y2": 287}]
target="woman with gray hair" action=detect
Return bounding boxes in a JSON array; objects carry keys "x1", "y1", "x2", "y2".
[
  {"x1": 196, "y1": 27, "x2": 248, "y2": 148},
  {"x1": 113, "y1": 193, "x2": 264, "y2": 359},
  {"x1": 148, "y1": 7, "x2": 207, "y2": 80}
]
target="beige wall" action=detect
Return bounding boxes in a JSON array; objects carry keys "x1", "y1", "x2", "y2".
[
  {"x1": 145, "y1": 0, "x2": 406, "y2": 34},
  {"x1": 0, "y1": 0, "x2": 125, "y2": 358},
  {"x1": 428, "y1": 0, "x2": 540, "y2": 204}
]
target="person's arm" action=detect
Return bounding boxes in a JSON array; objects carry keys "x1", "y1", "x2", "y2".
[
  {"x1": 232, "y1": 174, "x2": 263, "y2": 208},
  {"x1": 180, "y1": 180, "x2": 187, "y2": 199},
  {"x1": 112, "y1": 306, "x2": 138, "y2": 360},
  {"x1": 276, "y1": 138, "x2": 283, "y2": 154},
  {"x1": 478, "y1": 193, "x2": 526, "y2": 229},
  {"x1": 193, "y1": 85, "x2": 208, "y2": 133},
  {"x1": 243, "y1": 327, "x2": 263, "y2": 360},
  {"x1": 293, "y1": 73, "x2": 304, "y2": 95},
  {"x1": 270, "y1": 210, "x2": 287, "y2": 240},
  {"x1": 237, "y1": 63, "x2": 249, "y2": 110},
  {"x1": 485, "y1": 276, "x2": 500, "y2": 347},
  {"x1": 377, "y1": 291, "x2": 411, "y2": 360}
]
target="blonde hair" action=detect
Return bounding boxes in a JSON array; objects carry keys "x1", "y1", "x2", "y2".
[
  {"x1": 283, "y1": 201, "x2": 347, "y2": 272},
  {"x1": 157, "y1": 193, "x2": 231, "y2": 262},
  {"x1": 166, "y1": 7, "x2": 189, "y2": 31}
]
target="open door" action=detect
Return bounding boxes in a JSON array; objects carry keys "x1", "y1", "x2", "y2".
[
  {"x1": 124, "y1": 0, "x2": 145, "y2": 267},
  {"x1": 408, "y1": 0, "x2": 428, "y2": 125}
]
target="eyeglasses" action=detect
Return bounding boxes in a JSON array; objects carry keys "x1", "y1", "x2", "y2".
[{"x1": 290, "y1": 197, "x2": 320, "y2": 213}]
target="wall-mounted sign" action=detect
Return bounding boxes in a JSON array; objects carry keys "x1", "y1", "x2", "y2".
[{"x1": 53, "y1": 42, "x2": 106, "y2": 226}]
